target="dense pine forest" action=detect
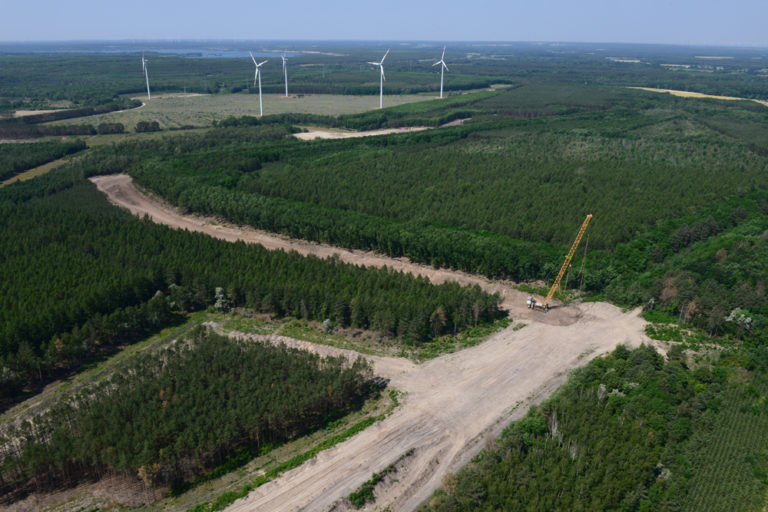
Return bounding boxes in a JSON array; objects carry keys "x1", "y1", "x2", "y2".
[
  {"x1": 427, "y1": 343, "x2": 768, "y2": 512},
  {"x1": 0, "y1": 328, "x2": 374, "y2": 499},
  {"x1": 0, "y1": 172, "x2": 501, "y2": 404},
  {"x1": 0, "y1": 140, "x2": 86, "y2": 181}
]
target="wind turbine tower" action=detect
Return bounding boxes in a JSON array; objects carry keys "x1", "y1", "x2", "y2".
[
  {"x1": 281, "y1": 54, "x2": 289, "y2": 97},
  {"x1": 368, "y1": 49, "x2": 390, "y2": 109},
  {"x1": 250, "y1": 51, "x2": 268, "y2": 116},
  {"x1": 433, "y1": 46, "x2": 449, "y2": 99},
  {"x1": 141, "y1": 53, "x2": 151, "y2": 100}
]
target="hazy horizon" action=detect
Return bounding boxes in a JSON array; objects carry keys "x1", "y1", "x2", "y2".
[
  {"x1": 1, "y1": 39, "x2": 767, "y2": 49},
  {"x1": 3, "y1": 0, "x2": 767, "y2": 47}
]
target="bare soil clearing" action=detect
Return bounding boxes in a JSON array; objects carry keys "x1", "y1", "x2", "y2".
[
  {"x1": 89, "y1": 174, "x2": 653, "y2": 511},
  {"x1": 630, "y1": 86, "x2": 768, "y2": 108},
  {"x1": 294, "y1": 126, "x2": 428, "y2": 140},
  {"x1": 12, "y1": 109, "x2": 63, "y2": 118},
  {"x1": 439, "y1": 117, "x2": 470, "y2": 127},
  {"x1": 130, "y1": 92, "x2": 206, "y2": 100}
]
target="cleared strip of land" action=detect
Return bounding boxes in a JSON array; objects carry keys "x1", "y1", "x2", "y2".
[
  {"x1": 91, "y1": 174, "x2": 652, "y2": 511},
  {"x1": 293, "y1": 126, "x2": 429, "y2": 140},
  {"x1": 0, "y1": 158, "x2": 67, "y2": 187},
  {"x1": 630, "y1": 86, "x2": 768, "y2": 108}
]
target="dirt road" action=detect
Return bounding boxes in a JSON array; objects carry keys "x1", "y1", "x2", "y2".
[{"x1": 91, "y1": 174, "x2": 651, "y2": 511}]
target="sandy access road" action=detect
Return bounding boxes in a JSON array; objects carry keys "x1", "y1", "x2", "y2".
[{"x1": 90, "y1": 174, "x2": 652, "y2": 511}]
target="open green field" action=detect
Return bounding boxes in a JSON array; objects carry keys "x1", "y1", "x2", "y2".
[{"x1": 51, "y1": 92, "x2": 446, "y2": 129}]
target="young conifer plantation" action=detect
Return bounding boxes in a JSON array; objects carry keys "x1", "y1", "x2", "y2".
[
  {"x1": 0, "y1": 328, "x2": 375, "y2": 498},
  {"x1": 0, "y1": 173, "x2": 501, "y2": 402}
]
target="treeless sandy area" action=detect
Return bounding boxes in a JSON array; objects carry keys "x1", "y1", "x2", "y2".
[
  {"x1": 90, "y1": 174, "x2": 653, "y2": 511},
  {"x1": 294, "y1": 126, "x2": 429, "y2": 140},
  {"x1": 630, "y1": 86, "x2": 768, "y2": 108},
  {"x1": 12, "y1": 109, "x2": 63, "y2": 118},
  {"x1": 130, "y1": 93, "x2": 206, "y2": 100}
]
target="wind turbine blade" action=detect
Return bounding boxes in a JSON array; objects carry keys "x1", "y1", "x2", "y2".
[
  {"x1": 433, "y1": 61, "x2": 441, "y2": 66},
  {"x1": 367, "y1": 61, "x2": 378, "y2": 66},
  {"x1": 442, "y1": 46, "x2": 446, "y2": 60},
  {"x1": 381, "y1": 48, "x2": 390, "y2": 63},
  {"x1": 250, "y1": 51, "x2": 257, "y2": 65},
  {"x1": 381, "y1": 67, "x2": 386, "y2": 82},
  {"x1": 443, "y1": 62, "x2": 449, "y2": 71},
  {"x1": 259, "y1": 60, "x2": 268, "y2": 66}
]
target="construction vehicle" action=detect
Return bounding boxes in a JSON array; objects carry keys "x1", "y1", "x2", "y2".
[{"x1": 527, "y1": 214, "x2": 592, "y2": 312}]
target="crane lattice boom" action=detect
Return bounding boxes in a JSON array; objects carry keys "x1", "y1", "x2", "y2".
[{"x1": 527, "y1": 214, "x2": 592, "y2": 311}]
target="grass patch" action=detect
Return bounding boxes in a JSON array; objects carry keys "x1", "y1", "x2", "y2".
[
  {"x1": 51, "y1": 93, "x2": 438, "y2": 130},
  {"x1": 0, "y1": 157, "x2": 67, "y2": 186},
  {"x1": 188, "y1": 394, "x2": 398, "y2": 512},
  {"x1": 219, "y1": 313, "x2": 394, "y2": 356},
  {"x1": 644, "y1": 321, "x2": 735, "y2": 351},
  {"x1": 410, "y1": 316, "x2": 512, "y2": 361},
  {"x1": 348, "y1": 448, "x2": 415, "y2": 508},
  {"x1": 219, "y1": 311, "x2": 511, "y2": 362},
  {"x1": 0, "y1": 311, "x2": 210, "y2": 427}
]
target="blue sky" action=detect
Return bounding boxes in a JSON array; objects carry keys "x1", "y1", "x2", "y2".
[{"x1": 3, "y1": 0, "x2": 767, "y2": 46}]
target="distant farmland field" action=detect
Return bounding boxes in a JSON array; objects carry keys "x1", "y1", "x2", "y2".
[{"x1": 49, "y1": 92, "x2": 440, "y2": 129}]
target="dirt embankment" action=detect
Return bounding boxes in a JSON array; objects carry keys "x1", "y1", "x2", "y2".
[{"x1": 89, "y1": 174, "x2": 652, "y2": 512}]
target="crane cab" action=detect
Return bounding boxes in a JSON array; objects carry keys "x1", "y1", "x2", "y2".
[{"x1": 526, "y1": 296, "x2": 549, "y2": 311}]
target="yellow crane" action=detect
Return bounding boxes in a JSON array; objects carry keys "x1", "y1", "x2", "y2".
[{"x1": 527, "y1": 214, "x2": 593, "y2": 312}]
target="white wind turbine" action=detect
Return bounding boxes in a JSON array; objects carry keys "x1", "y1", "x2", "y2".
[
  {"x1": 368, "y1": 48, "x2": 390, "y2": 109},
  {"x1": 281, "y1": 54, "x2": 289, "y2": 97},
  {"x1": 433, "y1": 46, "x2": 449, "y2": 99},
  {"x1": 141, "y1": 52, "x2": 151, "y2": 100},
  {"x1": 250, "y1": 51, "x2": 268, "y2": 116}
]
